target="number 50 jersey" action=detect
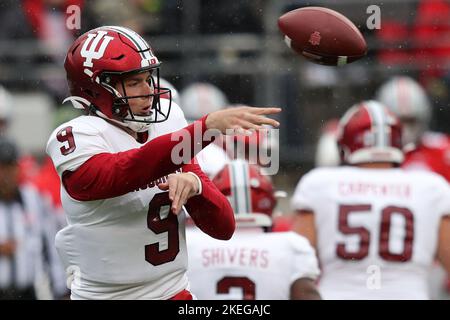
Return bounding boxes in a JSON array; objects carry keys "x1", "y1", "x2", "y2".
[{"x1": 291, "y1": 166, "x2": 450, "y2": 300}]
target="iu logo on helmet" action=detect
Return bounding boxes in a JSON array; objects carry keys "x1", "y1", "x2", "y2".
[
  {"x1": 80, "y1": 30, "x2": 114, "y2": 68},
  {"x1": 308, "y1": 31, "x2": 321, "y2": 46}
]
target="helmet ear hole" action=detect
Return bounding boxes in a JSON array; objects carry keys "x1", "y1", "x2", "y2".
[
  {"x1": 112, "y1": 103, "x2": 129, "y2": 118},
  {"x1": 113, "y1": 105, "x2": 121, "y2": 115}
]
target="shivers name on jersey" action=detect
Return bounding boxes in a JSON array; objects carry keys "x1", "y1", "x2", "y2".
[{"x1": 134, "y1": 168, "x2": 183, "y2": 192}]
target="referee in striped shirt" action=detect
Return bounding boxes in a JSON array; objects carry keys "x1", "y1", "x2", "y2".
[{"x1": 0, "y1": 138, "x2": 45, "y2": 300}]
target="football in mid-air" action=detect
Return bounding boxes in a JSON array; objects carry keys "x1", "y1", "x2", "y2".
[{"x1": 278, "y1": 7, "x2": 367, "y2": 66}]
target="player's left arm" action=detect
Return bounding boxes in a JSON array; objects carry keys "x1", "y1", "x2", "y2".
[
  {"x1": 172, "y1": 161, "x2": 235, "y2": 240},
  {"x1": 156, "y1": 104, "x2": 235, "y2": 240},
  {"x1": 437, "y1": 215, "x2": 450, "y2": 274}
]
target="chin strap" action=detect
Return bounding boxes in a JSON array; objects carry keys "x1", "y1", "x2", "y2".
[
  {"x1": 123, "y1": 118, "x2": 152, "y2": 132},
  {"x1": 95, "y1": 109, "x2": 151, "y2": 133},
  {"x1": 122, "y1": 111, "x2": 153, "y2": 132}
]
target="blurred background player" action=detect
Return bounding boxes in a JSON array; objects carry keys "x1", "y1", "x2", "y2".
[
  {"x1": 377, "y1": 76, "x2": 450, "y2": 181},
  {"x1": 377, "y1": 75, "x2": 450, "y2": 299},
  {"x1": 0, "y1": 86, "x2": 68, "y2": 299},
  {"x1": 180, "y1": 82, "x2": 229, "y2": 124},
  {"x1": 291, "y1": 101, "x2": 450, "y2": 299},
  {"x1": 180, "y1": 82, "x2": 230, "y2": 179},
  {"x1": 187, "y1": 159, "x2": 321, "y2": 300},
  {"x1": 0, "y1": 138, "x2": 61, "y2": 300}
]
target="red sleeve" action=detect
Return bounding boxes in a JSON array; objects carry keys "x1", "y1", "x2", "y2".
[
  {"x1": 183, "y1": 162, "x2": 235, "y2": 240},
  {"x1": 62, "y1": 116, "x2": 213, "y2": 201}
]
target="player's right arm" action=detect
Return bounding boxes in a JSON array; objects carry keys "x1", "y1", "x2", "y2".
[
  {"x1": 48, "y1": 116, "x2": 212, "y2": 201},
  {"x1": 47, "y1": 107, "x2": 280, "y2": 201}
]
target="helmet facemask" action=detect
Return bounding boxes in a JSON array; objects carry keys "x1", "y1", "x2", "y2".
[{"x1": 100, "y1": 67, "x2": 172, "y2": 132}]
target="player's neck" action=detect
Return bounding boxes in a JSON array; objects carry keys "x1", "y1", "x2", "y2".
[
  {"x1": 105, "y1": 118, "x2": 138, "y2": 140},
  {"x1": 121, "y1": 126, "x2": 138, "y2": 140},
  {"x1": 356, "y1": 162, "x2": 395, "y2": 169}
]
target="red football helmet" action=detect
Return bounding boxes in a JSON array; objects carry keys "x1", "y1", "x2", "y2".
[
  {"x1": 337, "y1": 100, "x2": 404, "y2": 164},
  {"x1": 64, "y1": 26, "x2": 171, "y2": 132},
  {"x1": 212, "y1": 159, "x2": 276, "y2": 227}
]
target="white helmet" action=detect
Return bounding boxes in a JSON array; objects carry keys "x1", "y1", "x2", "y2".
[
  {"x1": 180, "y1": 82, "x2": 228, "y2": 121},
  {"x1": 158, "y1": 77, "x2": 180, "y2": 106},
  {"x1": 0, "y1": 85, "x2": 13, "y2": 122},
  {"x1": 376, "y1": 76, "x2": 431, "y2": 146}
]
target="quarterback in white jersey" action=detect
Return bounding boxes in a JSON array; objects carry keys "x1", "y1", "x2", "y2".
[
  {"x1": 188, "y1": 160, "x2": 321, "y2": 300},
  {"x1": 292, "y1": 101, "x2": 450, "y2": 300},
  {"x1": 45, "y1": 26, "x2": 280, "y2": 299},
  {"x1": 48, "y1": 100, "x2": 193, "y2": 299}
]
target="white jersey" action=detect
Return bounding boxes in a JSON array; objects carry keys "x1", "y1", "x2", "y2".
[
  {"x1": 46, "y1": 101, "x2": 191, "y2": 299},
  {"x1": 186, "y1": 227, "x2": 320, "y2": 300},
  {"x1": 196, "y1": 143, "x2": 229, "y2": 179},
  {"x1": 291, "y1": 166, "x2": 450, "y2": 300}
]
